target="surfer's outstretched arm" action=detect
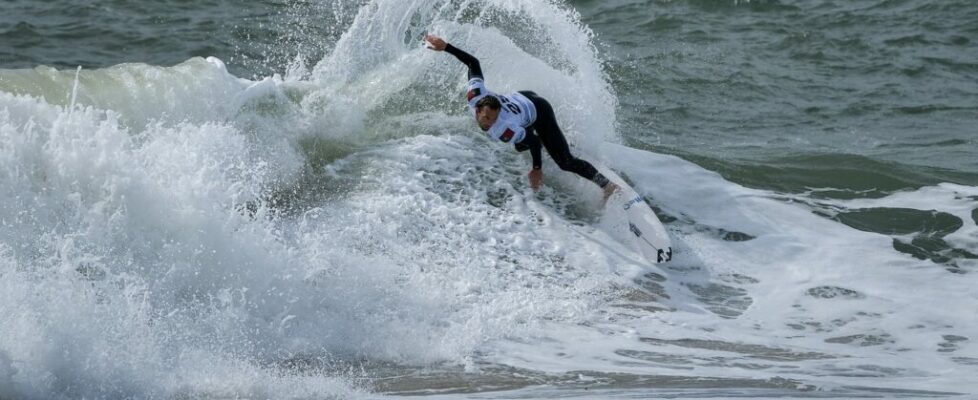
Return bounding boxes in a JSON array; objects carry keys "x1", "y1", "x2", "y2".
[
  {"x1": 516, "y1": 133, "x2": 544, "y2": 190},
  {"x1": 425, "y1": 35, "x2": 483, "y2": 80}
]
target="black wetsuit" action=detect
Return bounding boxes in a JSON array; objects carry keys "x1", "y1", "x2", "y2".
[{"x1": 444, "y1": 43, "x2": 611, "y2": 189}]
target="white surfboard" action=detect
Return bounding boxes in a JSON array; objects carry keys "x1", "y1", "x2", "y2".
[{"x1": 593, "y1": 163, "x2": 673, "y2": 263}]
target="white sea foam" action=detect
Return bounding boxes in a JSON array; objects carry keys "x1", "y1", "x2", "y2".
[{"x1": 480, "y1": 144, "x2": 978, "y2": 395}]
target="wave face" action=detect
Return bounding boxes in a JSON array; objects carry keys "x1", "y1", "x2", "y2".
[{"x1": 1, "y1": 0, "x2": 977, "y2": 399}]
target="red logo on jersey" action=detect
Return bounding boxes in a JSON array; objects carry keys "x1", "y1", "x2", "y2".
[
  {"x1": 466, "y1": 88, "x2": 482, "y2": 101},
  {"x1": 500, "y1": 128, "x2": 515, "y2": 143}
]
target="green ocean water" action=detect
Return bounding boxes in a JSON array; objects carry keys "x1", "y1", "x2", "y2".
[{"x1": 576, "y1": 0, "x2": 978, "y2": 196}]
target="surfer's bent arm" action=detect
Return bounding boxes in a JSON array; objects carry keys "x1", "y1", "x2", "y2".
[
  {"x1": 515, "y1": 133, "x2": 543, "y2": 170},
  {"x1": 444, "y1": 44, "x2": 483, "y2": 80},
  {"x1": 425, "y1": 35, "x2": 483, "y2": 80}
]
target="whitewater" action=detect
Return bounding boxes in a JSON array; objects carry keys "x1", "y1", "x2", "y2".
[{"x1": 1, "y1": 0, "x2": 976, "y2": 398}]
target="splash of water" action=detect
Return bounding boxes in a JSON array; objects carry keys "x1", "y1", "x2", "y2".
[{"x1": 0, "y1": 0, "x2": 625, "y2": 398}]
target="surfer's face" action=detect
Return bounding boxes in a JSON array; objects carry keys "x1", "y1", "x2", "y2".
[{"x1": 476, "y1": 106, "x2": 499, "y2": 131}]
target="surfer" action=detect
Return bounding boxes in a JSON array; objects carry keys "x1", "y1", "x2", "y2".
[{"x1": 425, "y1": 35, "x2": 618, "y2": 197}]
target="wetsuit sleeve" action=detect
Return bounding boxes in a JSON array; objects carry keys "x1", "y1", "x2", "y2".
[
  {"x1": 444, "y1": 43, "x2": 483, "y2": 80},
  {"x1": 515, "y1": 132, "x2": 543, "y2": 169}
]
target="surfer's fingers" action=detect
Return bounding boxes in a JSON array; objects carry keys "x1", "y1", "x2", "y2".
[{"x1": 423, "y1": 34, "x2": 446, "y2": 50}]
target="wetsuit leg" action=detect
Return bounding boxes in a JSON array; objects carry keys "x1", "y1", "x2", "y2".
[{"x1": 518, "y1": 91, "x2": 610, "y2": 188}]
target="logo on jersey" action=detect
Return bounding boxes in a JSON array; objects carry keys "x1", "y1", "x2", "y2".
[
  {"x1": 500, "y1": 128, "x2": 515, "y2": 143},
  {"x1": 466, "y1": 88, "x2": 482, "y2": 101}
]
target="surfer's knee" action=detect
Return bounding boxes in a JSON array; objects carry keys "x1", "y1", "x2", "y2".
[{"x1": 553, "y1": 157, "x2": 578, "y2": 172}]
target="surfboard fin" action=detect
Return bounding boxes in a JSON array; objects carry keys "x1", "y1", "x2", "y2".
[{"x1": 657, "y1": 247, "x2": 673, "y2": 263}]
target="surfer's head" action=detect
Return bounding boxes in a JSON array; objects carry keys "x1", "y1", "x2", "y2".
[{"x1": 475, "y1": 96, "x2": 501, "y2": 131}]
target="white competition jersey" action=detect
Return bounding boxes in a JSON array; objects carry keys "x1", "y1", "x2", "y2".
[{"x1": 465, "y1": 77, "x2": 537, "y2": 144}]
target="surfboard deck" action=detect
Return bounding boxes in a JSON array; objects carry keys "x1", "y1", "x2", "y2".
[{"x1": 592, "y1": 163, "x2": 673, "y2": 264}]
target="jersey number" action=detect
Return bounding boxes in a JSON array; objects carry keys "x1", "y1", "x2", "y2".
[{"x1": 499, "y1": 96, "x2": 521, "y2": 114}]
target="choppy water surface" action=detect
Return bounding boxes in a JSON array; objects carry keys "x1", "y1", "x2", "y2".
[{"x1": 0, "y1": 0, "x2": 976, "y2": 398}]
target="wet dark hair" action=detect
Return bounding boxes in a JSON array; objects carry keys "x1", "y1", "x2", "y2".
[{"x1": 476, "y1": 95, "x2": 501, "y2": 111}]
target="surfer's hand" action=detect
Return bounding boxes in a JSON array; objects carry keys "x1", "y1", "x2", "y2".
[
  {"x1": 528, "y1": 168, "x2": 543, "y2": 191},
  {"x1": 424, "y1": 35, "x2": 447, "y2": 51}
]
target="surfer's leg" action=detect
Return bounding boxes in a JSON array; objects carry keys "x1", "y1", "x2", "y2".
[{"x1": 524, "y1": 93, "x2": 611, "y2": 189}]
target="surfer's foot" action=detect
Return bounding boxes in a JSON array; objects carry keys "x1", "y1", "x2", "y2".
[{"x1": 601, "y1": 182, "x2": 620, "y2": 205}]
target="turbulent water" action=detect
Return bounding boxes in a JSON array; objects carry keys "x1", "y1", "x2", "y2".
[{"x1": 1, "y1": 0, "x2": 976, "y2": 398}]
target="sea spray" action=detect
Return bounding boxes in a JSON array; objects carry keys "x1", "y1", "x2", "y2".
[{"x1": 0, "y1": 1, "x2": 627, "y2": 397}]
